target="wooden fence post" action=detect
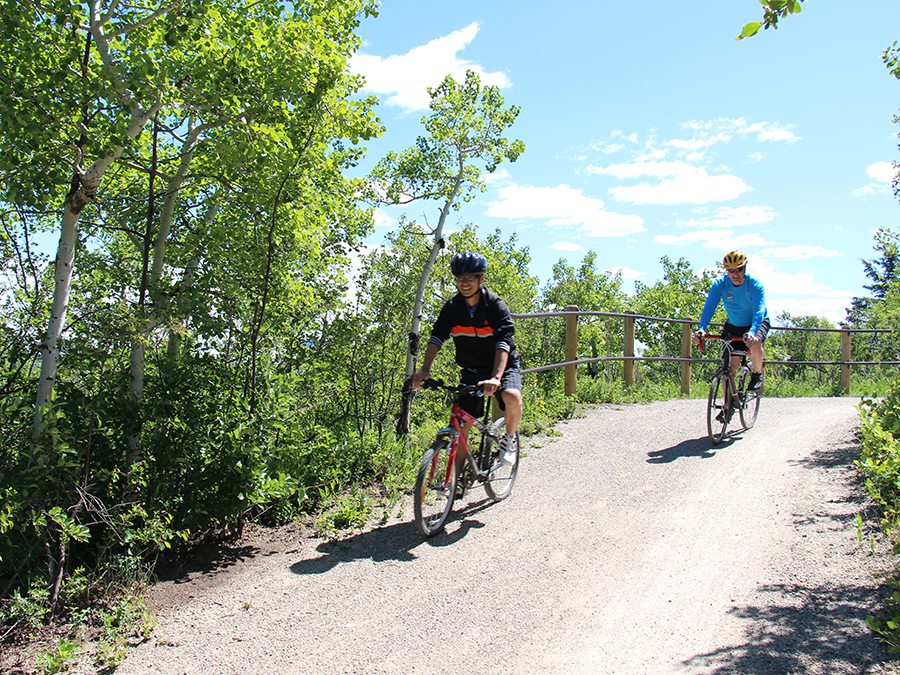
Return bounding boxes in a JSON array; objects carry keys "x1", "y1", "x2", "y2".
[
  {"x1": 565, "y1": 305, "x2": 579, "y2": 397},
  {"x1": 681, "y1": 320, "x2": 693, "y2": 395},
  {"x1": 841, "y1": 328, "x2": 851, "y2": 394},
  {"x1": 624, "y1": 310, "x2": 635, "y2": 388}
]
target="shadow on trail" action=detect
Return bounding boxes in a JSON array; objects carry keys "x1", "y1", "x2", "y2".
[
  {"x1": 288, "y1": 497, "x2": 496, "y2": 576},
  {"x1": 647, "y1": 437, "x2": 723, "y2": 463},
  {"x1": 155, "y1": 542, "x2": 261, "y2": 585},
  {"x1": 793, "y1": 440, "x2": 883, "y2": 538},
  {"x1": 683, "y1": 579, "x2": 893, "y2": 674}
]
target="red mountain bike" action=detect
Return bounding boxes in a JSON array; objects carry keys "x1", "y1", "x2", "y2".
[{"x1": 413, "y1": 378, "x2": 520, "y2": 537}]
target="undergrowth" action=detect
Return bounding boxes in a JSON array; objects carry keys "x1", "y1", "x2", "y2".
[{"x1": 856, "y1": 375, "x2": 900, "y2": 653}]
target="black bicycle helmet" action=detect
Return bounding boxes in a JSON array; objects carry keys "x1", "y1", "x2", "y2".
[{"x1": 450, "y1": 251, "x2": 487, "y2": 277}]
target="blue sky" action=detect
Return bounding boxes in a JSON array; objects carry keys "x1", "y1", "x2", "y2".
[{"x1": 347, "y1": 1, "x2": 900, "y2": 324}]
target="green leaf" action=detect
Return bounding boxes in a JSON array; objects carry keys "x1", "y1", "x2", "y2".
[{"x1": 736, "y1": 22, "x2": 762, "y2": 40}]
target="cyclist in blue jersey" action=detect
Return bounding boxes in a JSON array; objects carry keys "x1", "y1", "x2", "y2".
[
  {"x1": 692, "y1": 250, "x2": 770, "y2": 391},
  {"x1": 412, "y1": 252, "x2": 522, "y2": 469}
]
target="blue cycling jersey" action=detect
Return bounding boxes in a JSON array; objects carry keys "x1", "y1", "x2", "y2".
[{"x1": 698, "y1": 273, "x2": 768, "y2": 335}]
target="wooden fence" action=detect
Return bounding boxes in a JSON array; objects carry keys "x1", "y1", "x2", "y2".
[{"x1": 511, "y1": 306, "x2": 899, "y2": 396}]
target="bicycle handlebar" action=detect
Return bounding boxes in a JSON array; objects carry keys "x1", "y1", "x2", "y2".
[
  {"x1": 696, "y1": 333, "x2": 749, "y2": 354},
  {"x1": 421, "y1": 378, "x2": 484, "y2": 397}
]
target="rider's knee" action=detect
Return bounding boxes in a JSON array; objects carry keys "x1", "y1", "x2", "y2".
[{"x1": 502, "y1": 388, "x2": 523, "y2": 408}]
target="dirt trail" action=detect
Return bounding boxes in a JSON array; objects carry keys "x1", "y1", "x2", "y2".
[{"x1": 106, "y1": 397, "x2": 896, "y2": 675}]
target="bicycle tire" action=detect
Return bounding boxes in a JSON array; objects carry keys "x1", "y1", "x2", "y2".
[
  {"x1": 738, "y1": 367, "x2": 761, "y2": 429},
  {"x1": 482, "y1": 418, "x2": 519, "y2": 501},
  {"x1": 707, "y1": 372, "x2": 729, "y2": 445},
  {"x1": 413, "y1": 439, "x2": 456, "y2": 537}
]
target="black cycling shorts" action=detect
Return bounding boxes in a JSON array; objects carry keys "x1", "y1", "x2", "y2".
[
  {"x1": 458, "y1": 363, "x2": 522, "y2": 419},
  {"x1": 723, "y1": 318, "x2": 770, "y2": 351}
]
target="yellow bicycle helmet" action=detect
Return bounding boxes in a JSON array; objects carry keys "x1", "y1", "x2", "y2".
[{"x1": 723, "y1": 250, "x2": 748, "y2": 270}]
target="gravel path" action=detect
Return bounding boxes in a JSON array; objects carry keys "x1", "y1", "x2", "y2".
[{"x1": 109, "y1": 397, "x2": 896, "y2": 674}]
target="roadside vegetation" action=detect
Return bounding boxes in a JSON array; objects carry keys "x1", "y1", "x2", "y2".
[
  {"x1": 852, "y1": 229, "x2": 900, "y2": 653},
  {"x1": 1, "y1": 0, "x2": 899, "y2": 671}
]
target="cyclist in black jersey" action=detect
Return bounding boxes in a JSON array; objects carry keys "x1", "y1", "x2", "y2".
[{"x1": 412, "y1": 252, "x2": 523, "y2": 469}]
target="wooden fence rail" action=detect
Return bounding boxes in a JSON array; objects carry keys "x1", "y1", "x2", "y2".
[{"x1": 511, "y1": 307, "x2": 899, "y2": 396}]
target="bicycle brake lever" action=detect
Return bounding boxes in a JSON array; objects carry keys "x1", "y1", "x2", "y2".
[{"x1": 422, "y1": 377, "x2": 444, "y2": 390}]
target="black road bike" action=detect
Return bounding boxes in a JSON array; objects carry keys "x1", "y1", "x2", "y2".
[{"x1": 698, "y1": 334, "x2": 762, "y2": 445}]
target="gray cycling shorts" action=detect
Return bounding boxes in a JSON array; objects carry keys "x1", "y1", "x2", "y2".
[{"x1": 458, "y1": 364, "x2": 522, "y2": 419}]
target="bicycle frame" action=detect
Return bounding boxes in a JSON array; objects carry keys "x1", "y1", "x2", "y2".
[
  {"x1": 701, "y1": 331, "x2": 747, "y2": 377},
  {"x1": 428, "y1": 387, "x2": 498, "y2": 491},
  {"x1": 706, "y1": 334, "x2": 747, "y2": 382}
]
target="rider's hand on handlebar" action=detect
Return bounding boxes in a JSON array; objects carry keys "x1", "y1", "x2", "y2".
[
  {"x1": 412, "y1": 370, "x2": 430, "y2": 389},
  {"x1": 478, "y1": 376, "x2": 501, "y2": 397},
  {"x1": 692, "y1": 330, "x2": 704, "y2": 346}
]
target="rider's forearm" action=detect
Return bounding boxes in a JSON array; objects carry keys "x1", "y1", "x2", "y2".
[
  {"x1": 491, "y1": 348, "x2": 509, "y2": 381},
  {"x1": 418, "y1": 343, "x2": 440, "y2": 374}
]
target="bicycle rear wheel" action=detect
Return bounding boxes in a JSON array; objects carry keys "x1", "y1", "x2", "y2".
[
  {"x1": 738, "y1": 367, "x2": 761, "y2": 429},
  {"x1": 482, "y1": 418, "x2": 519, "y2": 501},
  {"x1": 413, "y1": 439, "x2": 456, "y2": 537},
  {"x1": 707, "y1": 373, "x2": 730, "y2": 445}
]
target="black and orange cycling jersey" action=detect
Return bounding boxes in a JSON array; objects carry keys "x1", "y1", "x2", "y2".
[{"x1": 427, "y1": 286, "x2": 518, "y2": 372}]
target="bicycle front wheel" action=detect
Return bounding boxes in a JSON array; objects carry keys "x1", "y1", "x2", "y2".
[
  {"x1": 707, "y1": 373, "x2": 729, "y2": 445},
  {"x1": 413, "y1": 439, "x2": 456, "y2": 537},
  {"x1": 738, "y1": 367, "x2": 761, "y2": 429},
  {"x1": 482, "y1": 418, "x2": 519, "y2": 501}
]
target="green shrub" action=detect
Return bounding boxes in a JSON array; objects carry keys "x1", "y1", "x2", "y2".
[{"x1": 856, "y1": 374, "x2": 900, "y2": 652}]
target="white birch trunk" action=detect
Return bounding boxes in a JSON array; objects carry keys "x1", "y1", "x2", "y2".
[
  {"x1": 32, "y1": 101, "x2": 164, "y2": 448},
  {"x1": 125, "y1": 125, "x2": 208, "y2": 465},
  {"x1": 396, "y1": 170, "x2": 464, "y2": 435}
]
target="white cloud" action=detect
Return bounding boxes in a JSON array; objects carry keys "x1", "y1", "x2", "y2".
[
  {"x1": 486, "y1": 183, "x2": 645, "y2": 237},
  {"x1": 714, "y1": 233, "x2": 776, "y2": 250},
  {"x1": 483, "y1": 168, "x2": 513, "y2": 186},
  {"x1": 588, "y1": 159, "x2": 697, "y2": 180},
  {"x1": 583, "y1": 119, "x2": 797, "y2": 206},
  {"x1": 758, "y1": 245, "x2": 840, "y2": 260},
  {"x1": 609, "y1": 170, "x2": 751, "y2": 205},
  {"x1": 746, "y1": 257, "x2": 831, "y2": 297},
  {"x1": 349, "y1": 23, "x2": 510, "y2": 113},
  {"x1": 853, "y1": 162, "x2": 895, "y2": 198},
  {"x1": 580, "y1": 212, "x2": 646, "y2": 237},
  {"x1": 681, "y1": 205, "x2": 777, "y2": 228},
  {"x1": 681, "y1": 118, "x2": 800, "y2": 144},
  {"x1": 756, "y1": 127, "x2": 799, "y2": 143},
  {"x1": 372, "y1": 208, "x2": 395, "y2": 228},
  {"x1": 655, "y1": 228, "x2": 725, "y2": 247},
  {"x1": 655, "y1": 229, "x2": 774, "y2": 250},
  {"x1": 606, "y1": 266, "x2": 643, "y2": 280},
  {"x1": 766, "y1": 295, "x2": 850, "y2": 325},
  {"x1": 867, "y1": 161, "x2": 896, "y2": 182},
  {"x1": 665, "y1": 133, "x2": 732, "y2": 152}
]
